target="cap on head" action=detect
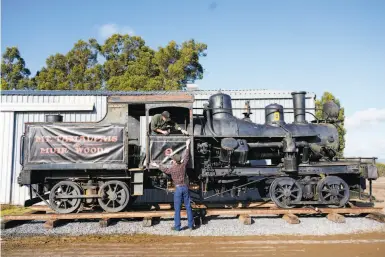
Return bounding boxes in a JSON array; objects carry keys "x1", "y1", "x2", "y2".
[
  {"x1": 162, "y1": 111, "x2": 171, "y2": 121},
  {"x1": 172, "y1": 154, "x2": 181, "y2": 164}
]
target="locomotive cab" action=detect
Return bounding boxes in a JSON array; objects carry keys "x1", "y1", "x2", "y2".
[{"x1": 145, "y1": 103, "x2": 194, "y2": 170}]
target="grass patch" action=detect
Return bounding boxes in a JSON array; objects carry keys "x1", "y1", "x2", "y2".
[
  {"x1": 377, "y1": 163, "x2": 385, "y2": 177},
  {"x1": 0, "y1": 204, "x2": 32, "y2": 217}
]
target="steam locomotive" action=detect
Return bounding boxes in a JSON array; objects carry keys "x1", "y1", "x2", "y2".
[{"x1": 18, "y1": 91, "x2": 378, "y2": 214}]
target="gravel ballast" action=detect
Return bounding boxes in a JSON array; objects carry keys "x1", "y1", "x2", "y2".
[{"x1": 2, "y1": 215, "x2": 385, "y2": 238}]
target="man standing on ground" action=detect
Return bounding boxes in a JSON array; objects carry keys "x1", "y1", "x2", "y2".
[
  {"x1": 151, "y1": 111, "x2": 189, "y2": 136},
  {"x1": 151, "y1": 139, "x2": 194, "y2": 231}
]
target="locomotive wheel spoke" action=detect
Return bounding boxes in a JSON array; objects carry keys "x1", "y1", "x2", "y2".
[
  {"x1": 276, "y1": 194, "x2": 284, "y2": 199},
  {"x1": 117, "y1": 197, "x2": 125, "y2": 205},
  {"x1": 323, "y1": 193, "x2": 331, "y2": 199},
  {"x1": 276, "y1": 188, "x2": 284, "y2": 193},
  {"x1": 69, "y1": 199, "x2": 76, "y2": 206}
]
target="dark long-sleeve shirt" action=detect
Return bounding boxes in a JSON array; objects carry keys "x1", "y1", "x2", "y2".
[
  {"x1": 159, "y1": 149, "x2": 190, "y2": 186},
  {"x1": 151, "y1": 114, "x2": 181, "y2": 133}
]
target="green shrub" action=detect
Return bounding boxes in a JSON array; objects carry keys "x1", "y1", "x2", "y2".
[{"x1": 377, "y1": 163, "x2": 385, "y2": 177}]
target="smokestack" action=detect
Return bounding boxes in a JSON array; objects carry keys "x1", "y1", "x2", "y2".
[
  {"x1": 45, "y1": 114, "x2": 63, "y2": 123},
  {"x1": 291, "y1": 91, "x2": 307, "y2": 123}
]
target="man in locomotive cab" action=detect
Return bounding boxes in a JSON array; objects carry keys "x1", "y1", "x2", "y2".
[{"x1": 151, "y1": 111, "x2": 189, "y2": 135}]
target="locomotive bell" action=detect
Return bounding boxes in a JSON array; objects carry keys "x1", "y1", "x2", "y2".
[
  {"x1": 265, "y1": 103, "x2": 285, "y2": 125},
  {"x1": 208, "y1": 92, "x2": 233, "y2": 119}
]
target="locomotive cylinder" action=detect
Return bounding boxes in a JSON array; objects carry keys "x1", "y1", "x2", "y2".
[{"x1": 292, "y1": 91, "x2": 307, "y2": 123}]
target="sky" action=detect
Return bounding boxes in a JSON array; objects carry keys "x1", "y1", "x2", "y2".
[{"x1": 1, "y1": 0, "x2": 385, "y2": 159}]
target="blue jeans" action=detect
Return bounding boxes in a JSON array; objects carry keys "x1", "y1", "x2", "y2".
[{"x1": 174, "y1": 185, "x2": 194, "y2": 230}]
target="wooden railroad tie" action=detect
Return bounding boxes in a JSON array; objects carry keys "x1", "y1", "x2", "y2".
[
  {"x1": 282, "y1": 214, "x2": 300, "y2": 224},
  {"x1": 366, "y1": 212, "x2": 385, "y2": 223},
  {"x1": 238, "y1": 214, "x2": 252, "y2": 225},
  {"x1": 99, "y1": 218, "x2": 111, "y2": 228},
  {"x1": 326, "y1": 213, "x2": 346, "y2": 223},
  {"x1": 142, "y1": 217, "x2": 153, "y2": 227},
  {"x1": 43, "y1": 219, "x2": 61, "y2": 229}
]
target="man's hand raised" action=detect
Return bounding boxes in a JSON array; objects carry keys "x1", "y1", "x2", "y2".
[
  {"x1": 150, "y1": 162, "x2": 159, "y2": 168},
  {"x1": 186, "y1": 139, "x2": 191, "y2": 148}
]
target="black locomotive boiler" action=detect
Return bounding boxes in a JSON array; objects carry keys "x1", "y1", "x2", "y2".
[{"x1": 18, "y1": 91, "x2": 379, "y2": 213}]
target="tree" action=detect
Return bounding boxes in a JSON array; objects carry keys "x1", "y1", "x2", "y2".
[
  {"x1": 100, "y1": 34, "x2": 158, "y2": 91},
  {"x1": 1, "y1": 47, "x2": 34, "y2": 90},
  {"x1": 315, "y1": 92, "x2": 346, "y2": 157},
  {"x1": 100, "y1": 35, "x2": 207, "y2": 91},
  {"x1": 155, "y1": 39, "x2": 207, "y2": 90},
  {"x1": 36, "y1": 39, "x2": 103, "y2": 90},
  {"x1": 34, "y1": 34, "x2": 207, "y2": 91},
  {"x1": 35, "y1": 54, "x2": 69, "y2": 90}
]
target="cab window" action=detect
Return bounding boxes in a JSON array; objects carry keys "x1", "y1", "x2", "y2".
[{"x1": 148, "y1": 107, "x2": 190, "y2": 135}]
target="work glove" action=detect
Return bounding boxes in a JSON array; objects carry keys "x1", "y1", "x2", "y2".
[{"x1": 181, "y1": 129, "x2": 189, "y2": 135}]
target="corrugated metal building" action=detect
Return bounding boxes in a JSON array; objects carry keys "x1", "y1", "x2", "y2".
[{"x1": 0, "y1": 89, "x2": 316, "y2": 205}]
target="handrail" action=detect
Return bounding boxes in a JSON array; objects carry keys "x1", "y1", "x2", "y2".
[{"x1": 20, "y1": 134, "x2": 25, "y2": 166}]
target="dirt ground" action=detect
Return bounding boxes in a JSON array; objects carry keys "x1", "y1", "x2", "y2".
[
  {"x1": 2, "y1": 232, "x2": 385, "y2": 257},
  {"x1": 2, "y1": 177, "x2": 385, "y2": 257}
]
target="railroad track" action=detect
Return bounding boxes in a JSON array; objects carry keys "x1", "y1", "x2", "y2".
[{"x1": 2, "y1": 202, "x2": 384, "y2": 229}]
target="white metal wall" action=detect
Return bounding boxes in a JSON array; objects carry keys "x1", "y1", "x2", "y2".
[
  {"x1": 0, "y1": 111, "x2": 15, "y2": 204},
  {"x1": 0, "y1": 94, "x2": 108, "y2": 205}
]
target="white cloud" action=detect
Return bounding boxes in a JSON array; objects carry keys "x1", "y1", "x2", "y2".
[
  {"x1": 344, "y1": 108, "x2": 385, "y2": 159},
  {"x1": 97, "y1": 23, "x2": 135, "y2": 40},
  {"x1": 345, "y1": 108, "x2": 385, "y2": 129}
]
